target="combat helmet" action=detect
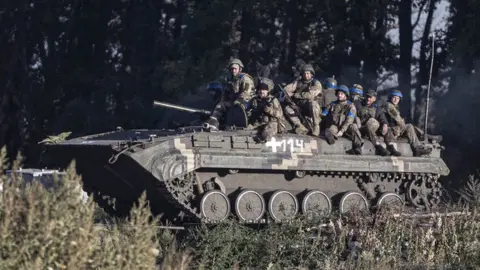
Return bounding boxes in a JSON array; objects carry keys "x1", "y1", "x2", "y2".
[
  {"x1": 323, "y1": 77, "x2": 337, "y2": 90},
  {"x1": 389, "y1": 89, "x2": 403, "y2": 99},
  {"x1": 302, "y1": 64, "x2": 315, "y2": 75},
  {"x1": 336, "y1": 85, "x2": 350, "y2": 96},
  {"x1": 229, "y1": 58, "x2": 244, "y2": 69},
  {"x1": 365, "y1": 89, "x2": 377, "y2": 97},
  {"x1": 350, "y1": 84, "x2": 364, "y2": 96}
]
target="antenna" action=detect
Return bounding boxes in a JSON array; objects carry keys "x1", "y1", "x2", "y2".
[{"x1": 423, "y1": 31, "x2": 435, "y2": 142}]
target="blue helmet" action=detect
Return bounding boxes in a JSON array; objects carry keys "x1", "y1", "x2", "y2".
[
  {"x1": 323, "y1": 77, "x2": 337, "y2": 90},
  {"x1": 350, "y1": 84, "x2": 364, "y2": 96},
  {"x1": 336, "y1": 85, "x2": 350, "y2": 96},
  {"x1": 390, "y1": 90, "x2": 403, "y2": 99},
  {"x1": 207, "y1": 82, "x2": 223, "y2": 92}
]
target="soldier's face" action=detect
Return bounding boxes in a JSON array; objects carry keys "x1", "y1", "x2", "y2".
[
  {"x1": 230, "y1": 64, "x2": 240, "y2": 76},
  {"x1": 259, "y1": 89, "x2": 268, "y2": 98},
  {"x1": 391, "y1": 96, "x2": 400, "y2": 105},
  {"x1": 302, "y1": 71, "x2": 312, "y2": 81},
  {"x1": 367, "y1": 95, "x2": 376, "y2": 105},
  {"x1": 337, "y1": 92, "x2": 347, "y2": 101}
]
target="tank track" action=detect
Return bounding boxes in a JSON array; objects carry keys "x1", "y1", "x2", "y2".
[{"x1": 154, "y1": 169, "x2": 444, "y2": 224}]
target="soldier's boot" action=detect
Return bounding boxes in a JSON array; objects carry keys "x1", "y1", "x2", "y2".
[
  {"x1": 386, "y1": 144, "x2": 401, "y2": 156},
  {"x1": 325, "y1": 131, "x2": 335, "y2": 145},
  {"x1": 203, "y1": 116, "x2": 220, "y2": 131},
  {"x1": 345, "y1": 144, "x2": 362, "y2": 155},
  {"x1": 312, "y1": 124, "x2": 320, "y2": 136},
  {"x1": 412, "y1": 145, "x2": 432, "y2": 157},
  {"x1": 374, "y1": 144, "x2": 390, "y2": 156}
]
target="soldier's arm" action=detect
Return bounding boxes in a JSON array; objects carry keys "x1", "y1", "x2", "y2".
[
  {"x1": 235, "y1": 76, "x2": 255, "y2": 105},
  {"x1": 339, "y1": 104, "x2": 356, "y2": 133},
  {"x1": 264, "y1": 98, "x2": 284, "y2": 119},
  {"x1": 375, "y1": 106, "x2": 389, "y2": 126},
  {"x1": 386, "y1": 103, "x2": 405, "y2": 127},
  {"x1": 293, "y1": 80, "x2": 322, "y2": 100},
  {"x1": 321, "y1": 102, "x2": 332, "y2": 117}
]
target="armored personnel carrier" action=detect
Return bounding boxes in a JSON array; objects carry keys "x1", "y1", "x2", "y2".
[{"x1": 44, "y1": 103, "x2": 449, "y2": 224}]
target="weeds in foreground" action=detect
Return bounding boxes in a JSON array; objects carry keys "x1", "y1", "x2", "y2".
[{"x1": 1, "y1": 146, "x2": 480, "y2": 269}]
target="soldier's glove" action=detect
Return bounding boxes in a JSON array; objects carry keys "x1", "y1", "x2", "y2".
[
  {"x1": 381, "y1": 124, "x2": 388, "y2": 135},
  {"x1": 334, "y1": 130, "x2": 344, "y2": 139}
]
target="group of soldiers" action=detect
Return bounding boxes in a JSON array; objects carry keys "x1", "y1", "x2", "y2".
[{"x1": 202, "y1": 58, "x2": 432, "y2": 157}]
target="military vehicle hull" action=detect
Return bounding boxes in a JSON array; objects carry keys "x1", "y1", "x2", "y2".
[{"x1": 45, "y1": 126, "x2": 449, "y2": 224}]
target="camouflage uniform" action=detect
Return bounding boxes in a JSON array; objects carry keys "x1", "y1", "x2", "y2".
[
  {"x1": 205, "y1": 59, "x2": 255, "y2": 129},
  {"x1": 284, "y1": 64, "x2": 323, "y2": 136},
  {"x1": 383, "y1": 90, "x2": 432, "y2": 157},
  {"x1": 322, "y1": 85, "x2": 363, "y2": 154},
  {"x1": 355, "y1": 90, "x2": 390, "y2": 156},
  {"x1": 248, "y1": 85, "x2": 287, "y2": 141}
]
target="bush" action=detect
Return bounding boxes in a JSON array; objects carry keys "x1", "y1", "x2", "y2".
[
  {"x1": 2, "y1": 145, "x2": 480, "y2": 269},
  {"x1": 0, "y1": 147, "x2": 165, "y2": 270}
]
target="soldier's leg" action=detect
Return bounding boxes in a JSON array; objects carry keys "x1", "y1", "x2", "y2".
[
  {"x1": 310, "y1": 101, "x2": 321, "y2": 136},
  {"x1": 364, "y1": 118, "x2": 390, "y2": 156},
  {"x1": 345, "y1": 124, "x2": 363, "y2": 155},
  {"x1": 205, "y1": 101, "x2": 230, "y2": 129},
  {"x1": 402, "y1": 124, "x2": 432, "y2": 156},
  {"x1": 325, "y1": 125, "x2": 338, "y2": 145},
  {"x1": 259, "y1": 122, "x2": 278, "y2": 142},
  {"x1": 283, "y1": 105, "x2": 308, "y2": 135},
  {"x1": 384, "y1": 127, "x2": 401, "y2": 156}
]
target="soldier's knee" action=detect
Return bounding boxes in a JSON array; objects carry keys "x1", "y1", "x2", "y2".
[
  {"x1": 405, "y1": 124, "x2": 415, "y2": 133},
  {"x1": 366, "y1": 118, "x2": 380, "y2": 130}
]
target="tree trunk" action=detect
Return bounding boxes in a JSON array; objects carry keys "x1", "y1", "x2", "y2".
[
  {"x1": 414, "y1": 0, "x2": 437, "y2": 128},
  {"x1": 398, "y1": 0, "x2": 413, "y2": 120}
]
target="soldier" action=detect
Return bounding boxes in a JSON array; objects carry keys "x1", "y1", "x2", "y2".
[
  {"x1": 382, "y1": 90, "x2": 432, "y2": 157},
  {"x1": 283, "y1": 64, "x2": 323, "y2": 136},
  {"x1": 204, "y1": 58, "x2": 255, "y2": 130},
  {"x1": 350, "y1": 84, "x2": 364, "y2": 103},
  {"x1": 321, "y1": 76, "x2": 338, "y2": 109},
  {"x1": 321, "y1": 85, "x2": 363, "y2": 154},
  {"x1": 355, "y1": 90, "x2": 390, "y2": 156},
  {"x1": 248, "y1": 82, "x2": 287, "y2": 141}
]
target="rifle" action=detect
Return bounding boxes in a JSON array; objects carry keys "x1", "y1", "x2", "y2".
[
  {"x1": 153, "y1": 100, "x2": 211, "y2": 115},
  {"x1": 277, "y1": 84, "x2": 314, "y2": 131}
]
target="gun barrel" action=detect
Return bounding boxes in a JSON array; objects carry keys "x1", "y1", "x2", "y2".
[{"x1": 153, "y1": 100, "x2": 211, "y2": 115}]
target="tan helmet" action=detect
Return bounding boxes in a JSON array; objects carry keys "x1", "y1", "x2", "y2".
[
  {"x1": 229, "y1": 58, "x2": 244, "y2": 69},
  {"x1": 302, "y1": 64, "x2": 315, "y2": 75}
]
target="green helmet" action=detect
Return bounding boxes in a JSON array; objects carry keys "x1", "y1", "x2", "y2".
[
  {"x1": 302, "y1": 64, "x2": 315, "y2": 75},
  {"x1": 229, "y1": 58, "x2": 244, "y2": 69}
]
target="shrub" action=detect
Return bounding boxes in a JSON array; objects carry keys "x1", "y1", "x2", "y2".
[{"x1": 0, "y1": 147, "x2": 163, "y2": 270}]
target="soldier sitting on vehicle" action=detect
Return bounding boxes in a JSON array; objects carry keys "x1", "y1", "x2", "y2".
[
  {"x1": 354, "y1": 90, "x2": 390, "y2": 156},
  {"x1": 282, "y1": 64, "x2": 323, "y2": 136},
  {"x1": 382, "y1": 90, "x2": 432, "y2": 157},
  {"x1": 248, "y1": 82, "x2": 287, "y2": 142},
  {"x1": 321, "y1": 85, "x2": 363, "y2": 154},
  {"x1": 204, "y1": 58, "x2": 255, "y2": 130}
]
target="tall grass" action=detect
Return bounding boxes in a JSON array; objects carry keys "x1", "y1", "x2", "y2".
[{"x1": 1, "y1": 146, "x2": 480, "y2": 269}]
